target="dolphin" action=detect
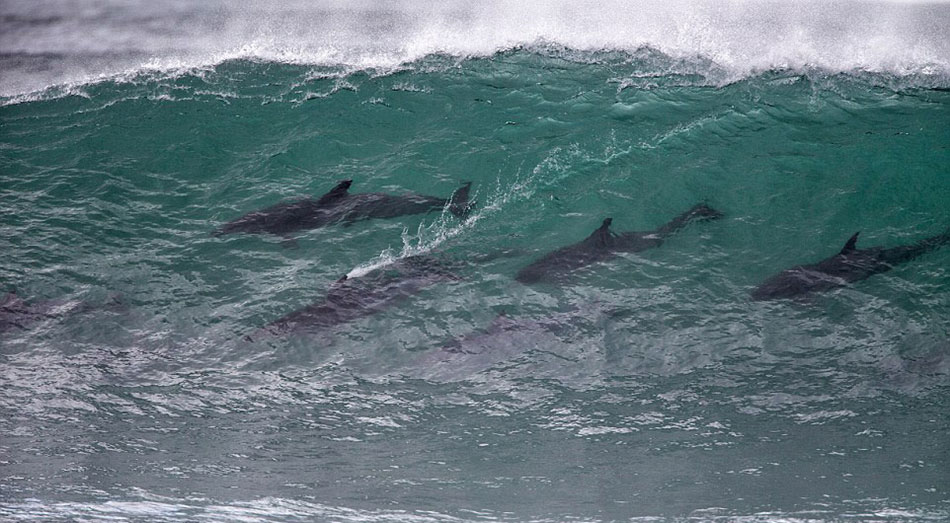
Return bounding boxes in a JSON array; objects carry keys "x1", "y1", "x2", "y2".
[
  {"x1": 1, "y1": 292, "x2": 55, "y2": 334},
  {"x1": 414, "y1": 312, "x2": 563, "y2": 380},
  {"x1": 411, "y1": 304, "x2": 609, "y2": 382},
  {"x1": 248, "y1": 255, "x2": 460, "y2": 340},
  {"x1": 341, "y1": 182, "x2": 473, "y2": 224},
  {"x1": 751, "y1": 228, "x2": 950, "y2": 301},
  {"x1": 0, "y1": 291, "x2": 122, "y2": 335},
  {"x1": 516, "y1": 203, "x2": 723, "y2": 284},
  {"x1": 213, "y1": 180, "x2": 473, "y2": 239}
]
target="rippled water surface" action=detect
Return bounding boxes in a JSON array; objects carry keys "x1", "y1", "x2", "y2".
[{"x1": 2, "y1": 1, "x2": 949, "y2": 521}]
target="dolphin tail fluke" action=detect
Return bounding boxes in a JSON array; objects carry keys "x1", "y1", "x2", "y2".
[
  {"x1": 682, "y1": 203, "x2": 724, "y2": 223},
  {"x1": 654, "y1": 203, "x2": 723, "y2": 237},
  {"x1": 880, "y1": 227, "x2": 950, "y2": 267},
  {"x1": 449, "y1": 182, "x2": 474, "y2": 218},
  {"x1": 911, "y1": 227, "x2": 950, "y2": 256}
]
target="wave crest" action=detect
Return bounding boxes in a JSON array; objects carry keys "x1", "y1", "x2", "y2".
[{"x1": 1, "y1": 0, "x2": 949, "y2": 98}]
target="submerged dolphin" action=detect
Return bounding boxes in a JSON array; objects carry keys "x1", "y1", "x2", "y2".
[
  {"x1": 516, "y1": 203, "x2": 723, "y2": 284},
  {"x1": 249, "y1": 255, "x2": 460, "y2": 340},
  {"x1": 1, "y1": 292, "x2": 56, "y2": 334},
  {"x1": 751, "y1": 228, "x2": 950, "y2": 301},
  {"x1": 412, "y1": 304, "x2": 610, "y2": 382},
  {"x1": 214, "y1": 180, "x2": 473, "y2": 239},
  {"x1": 0, "y1": 291, "x2": 121, "y2": 334}
]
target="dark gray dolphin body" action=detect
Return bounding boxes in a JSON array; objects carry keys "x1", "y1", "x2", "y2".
[
  {"x1": 1, "y1": 291, "x2": 121, "y2": 334},
  {"x1": 214, "y1": 180, "x2": 473, "y2": 238},
  {"x1": 516, "y1": 203, "x2": 723, "y2": 284},
  {"x1": 751, "y1": 228, "x2": 950, "y2": 301},
  {"x1": 415, "y1": 312, "x2": 562, "y2": 379},
  {"x1": 1, "y1": 292, "x2": 61, "y2": 334},
  {"x1": 413, "y1": 305, "x2": 606, "y2": 382},
  {"x1": 249, "y1": 255, "x2": 460, "y2": 339},
  {"x1": 213, "y1": 179, "x2": 354, "y2": 238}
]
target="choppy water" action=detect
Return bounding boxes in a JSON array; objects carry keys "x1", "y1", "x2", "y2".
[{"x1": 2, "y1": 1, "x2": 949, "y2": 521}]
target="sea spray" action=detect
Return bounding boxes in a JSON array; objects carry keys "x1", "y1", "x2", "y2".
[{"x1": 3, "y1": 0, "x2": 949, "y2": 98}]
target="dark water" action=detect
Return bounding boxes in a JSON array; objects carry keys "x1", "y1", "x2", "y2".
[{"x1": 2, "y1": 1, "x2": 949, "y2": 521}]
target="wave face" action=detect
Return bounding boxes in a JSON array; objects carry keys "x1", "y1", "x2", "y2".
[
  {"x1": 2, "y1": 4, "x2": 950, "y2": 523},
  {"x1": 2, "y1": 0, "x2": 949, "y2": 96}
]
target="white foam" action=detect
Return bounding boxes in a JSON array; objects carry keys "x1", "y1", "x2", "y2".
[{"x1": 2, "y1": 0, "x2": 948, "y2": 97}]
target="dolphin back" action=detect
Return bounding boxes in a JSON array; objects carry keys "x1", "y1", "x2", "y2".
[
  {"x1": 751, "y1": 227, "x2": 950, "y2": 301},
  {"x1": 516, "y1": 218, "x2": 617, "y2": 284},
  {"x1": 879, "y1": 227, "x2": 950, "y2": 267},
  {"x1": 212, "y1": 197, "x2": 321, "y2": 237}
]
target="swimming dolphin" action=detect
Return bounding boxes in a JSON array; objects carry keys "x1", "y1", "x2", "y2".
[
  {"x1": 248, "y1": 255, "x2": 460, "y2": 340},
  {"x1": 1, "y1": 292, "x2": 54, "y2": 334},
  {"x1": 0, "y1": 291, "x2": 122, "y2": 335},
  {"x1": 213, "y1": 180, "x2": 473, "y2": 239},
  {"x1": 516, "y1": 203, "x2": 723, "y2": 284},
  {"x1": 411, "y1": 303, "x2": 609, "y2": 382},
  {"x1": 751, "y1": 228, "x2": 950, "y2": 301}
]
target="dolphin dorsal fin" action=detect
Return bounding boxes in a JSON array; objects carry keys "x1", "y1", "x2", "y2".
[
  {"x1": 588, "y1": 218, "x2": 613, "y2": 246},
  {"x1": 840, "y1": 231, "x2": 860, "y2": 254},
  {"x1": 317, "y1": 179, "x2": 352, "y2": 204}
]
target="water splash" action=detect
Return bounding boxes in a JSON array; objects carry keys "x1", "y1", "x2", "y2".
[{"x1": 345, "y1": 153, "x2": 571, "y2": 279}]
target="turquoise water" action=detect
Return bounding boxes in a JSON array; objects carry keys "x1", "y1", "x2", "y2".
[{"x1": 2, "y1": 3, "x2": 950, "y2": 521}]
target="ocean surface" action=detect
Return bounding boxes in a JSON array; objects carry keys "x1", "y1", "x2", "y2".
[{"x1": 2, "y1": 1, "x2": 949, "y2": 521}]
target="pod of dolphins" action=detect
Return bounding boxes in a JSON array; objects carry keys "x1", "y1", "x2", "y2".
[{"x1": 3, "y1": 179, "x2": 948, "y2": 340}]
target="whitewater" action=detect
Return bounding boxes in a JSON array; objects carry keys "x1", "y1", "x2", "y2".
[{"x1": 2, "y1": 0, "x2": 950, "y2": 99}]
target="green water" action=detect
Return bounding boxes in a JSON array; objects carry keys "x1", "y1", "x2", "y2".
[{"x1": 2, "y1": 51, "x2": 949, "y2": 520}]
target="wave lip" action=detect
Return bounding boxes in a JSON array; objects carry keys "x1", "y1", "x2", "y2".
[{"x1": 2, "y1": 0, "x2": 950, "y2": 98}]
